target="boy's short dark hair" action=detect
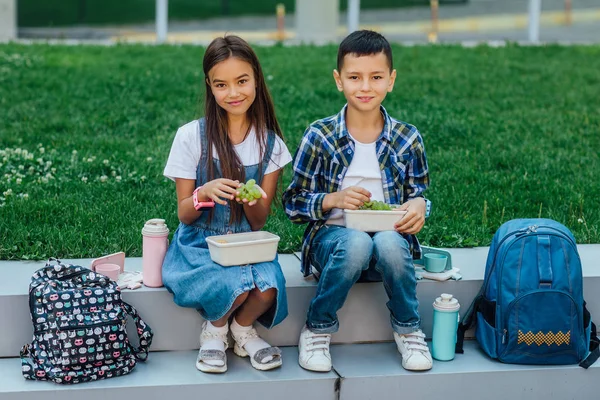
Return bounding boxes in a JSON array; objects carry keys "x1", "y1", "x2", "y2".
[{"x1": 337, "y1": 30, "x2": 393, "y2": 72}]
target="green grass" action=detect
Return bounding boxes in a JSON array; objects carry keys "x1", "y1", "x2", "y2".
[
  {"x1": 17, "y1": 0, "x2": 446, "y2": 27},
  {"x1": 1, "y1": 43, "x2": 599, "y2": 260}
]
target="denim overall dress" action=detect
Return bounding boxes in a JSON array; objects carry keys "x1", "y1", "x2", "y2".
[{"x1": 162, "y1": 118, "x2": 288, "y2": 329}]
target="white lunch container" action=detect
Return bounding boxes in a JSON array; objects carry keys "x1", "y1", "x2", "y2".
[
  {"x1": 344, "y1": 206, "x2": 407, "y2": 232},
  {"x1": 205, "y1": 231, "x2": 280, "y2": 267}
]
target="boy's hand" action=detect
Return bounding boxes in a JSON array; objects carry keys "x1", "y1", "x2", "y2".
[
  {"x1": 395, "y1": 198, "x2": 426, "y2": 235},
  {"x1": 235, "y1": 184, "x2": 267, "y2": 207},
  {"x1": 324, "y1": 186, "x2": 371, "y2": 211},
  {"x1": 200, "y1": 178, "x2": 241, "y2": 206}
]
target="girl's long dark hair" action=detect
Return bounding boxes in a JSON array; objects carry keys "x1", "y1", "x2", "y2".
[{"x1": 203, "y1": 35, "x2": 283, "y2": 225}]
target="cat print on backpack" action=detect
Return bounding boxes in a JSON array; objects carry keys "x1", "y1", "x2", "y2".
[{"x1": 20, "y1": 259, "x2": 154, "y2": 384}]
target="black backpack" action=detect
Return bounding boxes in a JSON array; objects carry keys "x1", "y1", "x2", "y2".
[{"x1": 20, "y1": 259, "x2": 153, "y2": 384}]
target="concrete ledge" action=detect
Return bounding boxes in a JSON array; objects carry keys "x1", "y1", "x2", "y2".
[
  {"x1": 332, "y1": 341, "x2": 600, "y2": 400},
  {"x1": 1, "y1": 245, "x2": 599, "y2": 357},
  {"x1": 0, "y1": 347, "x2": 338, "y2": 400}
]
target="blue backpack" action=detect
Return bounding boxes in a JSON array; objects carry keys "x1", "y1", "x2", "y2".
[{"x1": 457, "y1": 219, "x2": 599, "y2": 368}]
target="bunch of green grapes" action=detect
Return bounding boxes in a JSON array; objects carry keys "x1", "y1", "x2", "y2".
[
  {"x1": 238, "y1": 179, "x2": 262, "y2": 201},
  {"x1": 360, "y1": 200, "x2": 392, "y2": 211}
]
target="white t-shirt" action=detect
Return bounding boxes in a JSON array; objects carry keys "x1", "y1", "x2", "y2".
[
  {"x1": 327, "y1": 134, "x2": 386, "y2": 226},
  {"x1": 163, "y1": 120, "x2": 293, "y2": 181}
]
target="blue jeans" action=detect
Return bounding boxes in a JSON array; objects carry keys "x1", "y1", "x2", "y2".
[{"x1": 306, "y1": 225, "x2": 420, "y2": 335}]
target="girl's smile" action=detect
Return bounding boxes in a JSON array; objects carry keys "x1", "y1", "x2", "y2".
[{"x1": 208, "y1": 57, "x2": 256, "y2": 117}]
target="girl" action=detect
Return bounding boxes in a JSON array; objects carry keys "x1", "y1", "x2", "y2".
[{"x1": 162, "y1": 35, "x2": 292, "y2": 373}]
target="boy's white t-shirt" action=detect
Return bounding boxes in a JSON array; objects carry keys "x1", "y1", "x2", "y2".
[
  {"x1": 164, "y1": 120, "x2": 292, "y2": 181},
  {"x1": 326, "y1": 134, "x2": 386, "y2": 226}
]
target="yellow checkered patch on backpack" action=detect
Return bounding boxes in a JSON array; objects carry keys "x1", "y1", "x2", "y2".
[{"x1": 518, "y1": 330, "x2": 571, "y2": 346}]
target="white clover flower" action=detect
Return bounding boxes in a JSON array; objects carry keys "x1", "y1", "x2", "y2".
[
  {"x1": 28, "y1": 166, "x2": 35, "y2": 173},
  {"x1": 578, "y1": 218, "x2": 584, "y2": 223},
  {"x1": 41, "y1": 177, "x2": 49, "y2": 184},
  {"x1": 16, "y1": 178, "x2": 22, "y2": 184},
  {"x1": 140, "y1": 176, "x2": 146, "y2": 181},
  {"x1": 15, "y1": 148, "x2": 22, "y2": 155},
  {"x1": 51, "y1": 168, "x2": 56, "y2": 173},
  {"x1": 100, "y1": 175, "x2": 108, "y2": 183},
  {"x1": 103, "y1": 159, "x2": 109, "y2": 165},
  {"x1": 39, "y1": 147, "x2": 45, "y2": 154},
  {"x1": 72, "y1": 150, "x2": 78, "y2": 155},
  {"x1": 116, "y1": 176, "x2": 122, "y2": 182},
  {"x1": 18, "y1": 165, "x2": 24, "y2": 170},
  {"x1": 3, "y1": 189, "x2": 13, "y2": 196},
  {"x1": 45, "y1": 161, "x2": 52, "y2": 167},
  {"x1": 146, "y1": 157, "x2": 153, "y2": 162},
  {"x1": 86, "y1": 158, "x2": 93, "y2": 163},
  {"x1": 37, "y1": 158, "x2": 43, "y2": 164},
  {"x1": 45, "y1": 173, "x2": 53, "y2": 179},
  {"x1": 23, "y1": 193, "x2": 29, "y2": 199},
  {"x1": 111, "y1": 171, "x2": 116, "y2": 177},
  {"x1": 81, "y1": 176, "x2": 88, "y2": 183}
]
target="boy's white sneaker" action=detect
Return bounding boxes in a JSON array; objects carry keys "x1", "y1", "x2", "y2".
[
  {"x1": 298, "y1": 325, "x2": 332, "y2": 372},
  {"x1": 393, "y1": 329, "x2": 433, "y2": 371}
]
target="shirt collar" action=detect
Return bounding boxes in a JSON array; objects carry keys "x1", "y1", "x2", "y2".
[{"x1": 335, "y1": 104, "x2": 393, "y2": 143}]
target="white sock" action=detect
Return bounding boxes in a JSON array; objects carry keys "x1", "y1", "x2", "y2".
[
  {"x1": 231, "y1": 318, "x2": 273, "y2": 364},
  {"x1": 201, "y1": 321, "x2": 228, "y2": 367}
]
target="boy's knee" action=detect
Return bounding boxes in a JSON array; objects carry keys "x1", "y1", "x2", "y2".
[
  {"x1": 338, "y1": 230, "x2": 373, "y2": 260},
  {"x1": 373, "y1": 231, "x2": 409, "y2": 255},
  {"x1": 373, "y1": 232, "x2": 412, "y2": 275}
]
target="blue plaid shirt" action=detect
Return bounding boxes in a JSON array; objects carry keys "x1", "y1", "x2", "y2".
[{"x1": 282, "y1": 104, "x2": 430, "y2": 276}]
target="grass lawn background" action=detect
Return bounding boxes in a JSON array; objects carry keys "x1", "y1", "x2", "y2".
[
  {"x1": 17, "y1": 0, "x2": 449, "y2": 27},
  {"x1": 0, "y1": 43, "x2": 599, "y2": 260}
]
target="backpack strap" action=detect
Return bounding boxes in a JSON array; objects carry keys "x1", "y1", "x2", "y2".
[
  {"x1": 580, "y1": 303, "x2": 600, "y2": 369},
  {"x1": 455, "y1": 293, "x2": 482, "y2": 354},
  {"x1": 122, "y1": 301, "x2": 154, "y2": 361}
]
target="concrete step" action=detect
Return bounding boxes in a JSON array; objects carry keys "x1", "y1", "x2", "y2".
[
  {"x1": 0, "y1": 347, "x2": 338, "y2": 400},
  {"x1": 331, "y1": 341, "x2": 600, "y2": 400},
  {"x1": 1, "y1": 245, "x2": 599, "y2": 357}
]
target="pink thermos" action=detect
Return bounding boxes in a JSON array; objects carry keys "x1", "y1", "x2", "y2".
[{"x1": 141, "y1": 218, "x2": 169, "y2": 287}]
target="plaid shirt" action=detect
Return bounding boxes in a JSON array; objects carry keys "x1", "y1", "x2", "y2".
[{"x1": 282, "y1": 104, "x2": 430, "y2": 277}]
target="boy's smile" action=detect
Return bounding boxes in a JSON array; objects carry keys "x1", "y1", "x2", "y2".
[{"x1": 333, "y1": 52, "x2": 396, "y2": 113}]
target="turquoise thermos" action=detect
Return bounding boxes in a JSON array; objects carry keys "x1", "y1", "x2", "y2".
[{"x1": 431, "y1": 293, "x2": 460, "y2": 361}]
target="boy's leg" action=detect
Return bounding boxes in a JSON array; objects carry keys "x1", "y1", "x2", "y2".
[
  {"x1": 307, "y1": 225, "x2": 373, "y2": 333},
  {"x1": 372, "y1": 231, "x2": 432, "y2": 371},
  {"x1": 299, "y1": 225, "x2": 373, "y2": 372}
]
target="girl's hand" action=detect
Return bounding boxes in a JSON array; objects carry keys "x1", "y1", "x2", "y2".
[
  {"x1": 394, "y1": 198, "x2": 426, "y2": 235},
  {"x1": 235, "y1": 184, "x2": 267, "y2": 207},
  {"x1": 201, "y1": 178, "x2": 241, "y2": 206}
]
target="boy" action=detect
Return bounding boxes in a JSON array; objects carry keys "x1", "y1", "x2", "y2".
[{"x1": 282, "y1": 30, "x2": 432, "y2": 372}]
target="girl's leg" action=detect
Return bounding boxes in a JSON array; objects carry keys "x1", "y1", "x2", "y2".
[
  {"x1": 235, "y1": 288, "x2": 276, "y2": 325},
  {"x1": 230, "y1": 288, "x2": 282, "y2": 369},
  {"x1": 212, "y1": 291, "x2": 250, "y2": 327},
  {"x1": 198, "y1": 292, "x2": 249, "y2": 372}
]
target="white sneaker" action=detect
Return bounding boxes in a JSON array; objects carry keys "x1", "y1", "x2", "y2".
[
  {"x1": 393, "y1": 330, "x2": 433, "y2": 371},
  {"x1": 298, "y1": 325, "x2": 332, "y2": 372}
]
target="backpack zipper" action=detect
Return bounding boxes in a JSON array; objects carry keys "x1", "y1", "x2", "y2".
[{"x1": 496, "y1": 227, "x2": 582, "y2": 349}]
